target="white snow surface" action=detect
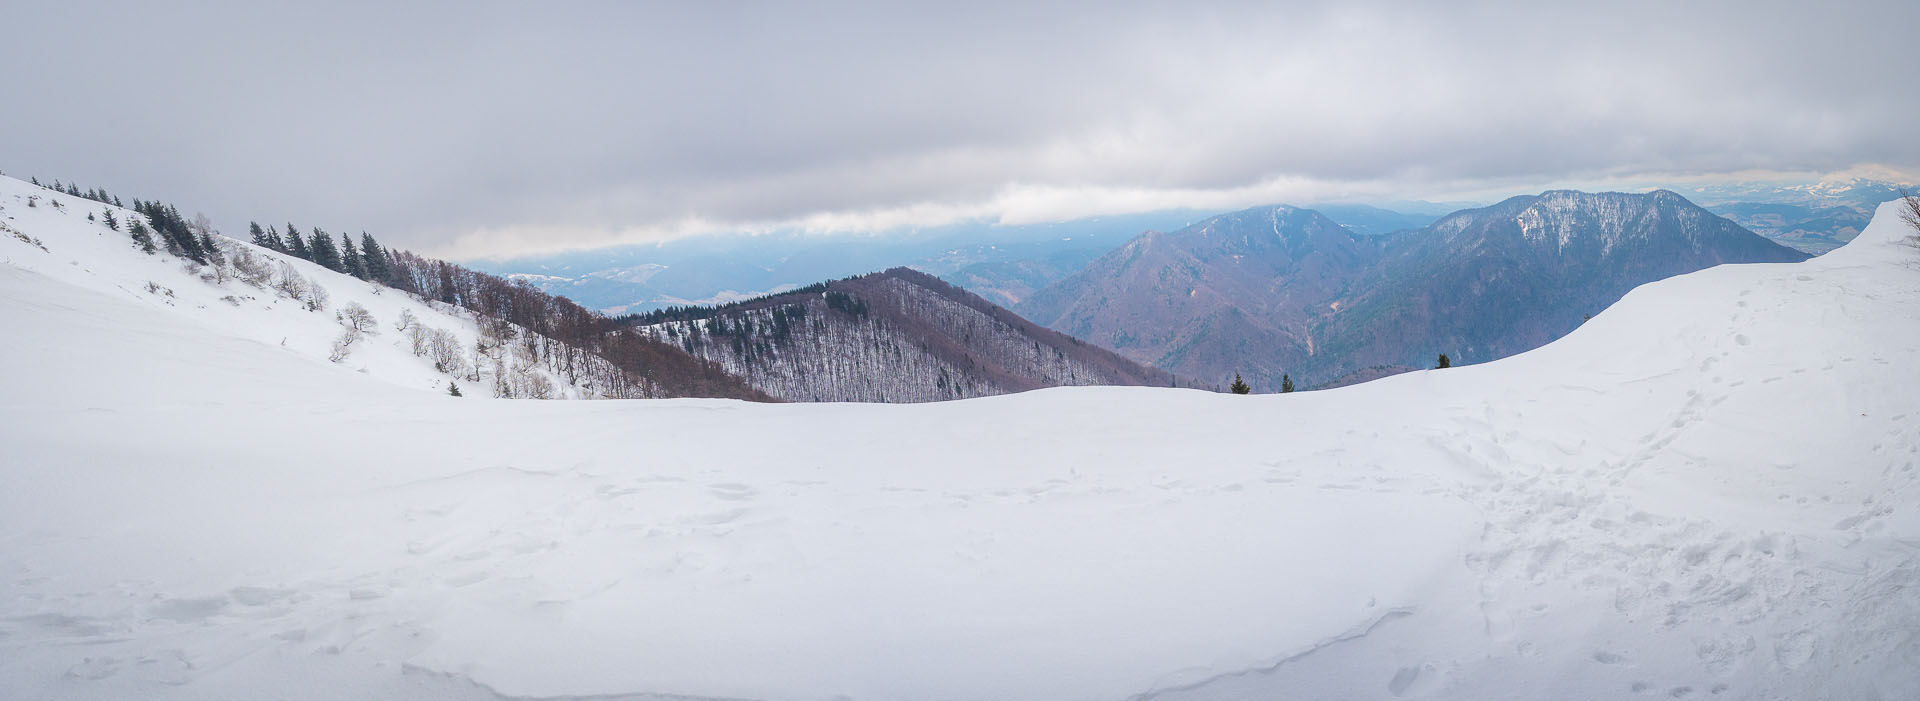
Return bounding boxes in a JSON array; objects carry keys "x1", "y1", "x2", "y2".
[
  {"x1": 2, "y1": 180, "x2": 1919, "y2": 699},
  {"x1": 0, "y1": 177, "x2": 621, "y2": 401}
]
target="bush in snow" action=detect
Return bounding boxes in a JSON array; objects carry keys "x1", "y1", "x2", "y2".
[
  {"x1": 303, "y1": 281, "x2": 329, "y2": 312},
  {"x1": 339, "y1": 302, "x2": 378, "y2": 334},
  {"x1": 230, "y1": 248, "x2": 273, "y2": 287},
  {"x1": 328, "y1": 325, "x2": 363, "y2": 363}
]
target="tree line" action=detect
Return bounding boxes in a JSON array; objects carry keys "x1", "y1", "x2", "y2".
[{"x1": 24, "y1": 173, "x2": 767, "y2": 401}]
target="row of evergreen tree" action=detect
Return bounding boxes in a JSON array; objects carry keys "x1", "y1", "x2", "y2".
[
  {"x1": 27, "y1": 175, "x2": 222, "y2": 264},
  {"x1": 246, "y1": 221, "x2": 395, "y2": 286},
  {"x1": 29, "y1": 176, "x2": 123, "y2": 209}
]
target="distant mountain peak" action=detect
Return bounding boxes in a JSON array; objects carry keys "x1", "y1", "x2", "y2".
[{"x1": 1024, "y1": 188, "x2": 1807, "y2": 389}]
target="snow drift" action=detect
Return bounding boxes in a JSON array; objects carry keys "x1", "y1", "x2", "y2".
[{"x1": 2, "y1": 180, "x2": 1918, "y2": 699}]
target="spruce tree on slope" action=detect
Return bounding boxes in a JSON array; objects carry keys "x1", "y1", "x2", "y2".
[
  {"x1": 308, "y1": 228, "x2": 342, "y2": 271},
  {"x1": 286, "y1": 223, "x2": 310, "y2": 260},
  {"x1": 1281, "y1": 374, "x2": 1295, "y2": 393},
  {"x1": 360, "y1": 232, "x2": 390, "y2": 283},
  {"x1": 341, "y1": 233, "x2": 369, "y2": 279},
  {"x1": 128, "y1": 220, "x2": 157, "y2": 254},
  {"x1": 1230, "y1": 373, "x2": 1251, "y2": 394},
  {"x1": 1436, "y1": 354, "x2": 1451, "y2": 369}
]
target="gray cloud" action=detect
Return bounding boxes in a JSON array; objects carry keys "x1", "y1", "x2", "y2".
[{"x1": 3, "y1": 0, "x2": 1915, "y2": 258}]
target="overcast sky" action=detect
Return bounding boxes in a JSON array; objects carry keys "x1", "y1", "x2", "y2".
[{"x1": 4, "y1": 1, "x2": 1915, "y2": 259}]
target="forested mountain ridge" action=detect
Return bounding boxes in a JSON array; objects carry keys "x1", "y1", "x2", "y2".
[
  {"x1": 627, "y1": 266, "x2": 1187, "y2": 402},
  {"x1": 1021, "y1": 190, "x2": 1808, "y2": 390}
]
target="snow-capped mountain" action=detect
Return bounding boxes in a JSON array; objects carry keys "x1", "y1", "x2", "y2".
[
  {"x1": 3, "y1": 172, "x2": 1919, "y2": 698},
  {"x1": 1022, "y1": 190, "x2": 1807, "y2": 389},
  {"x1": 630, "y1": 266, "x2": 1186, "y2": 402}
]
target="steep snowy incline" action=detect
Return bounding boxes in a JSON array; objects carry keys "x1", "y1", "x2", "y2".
[
  {"x1": 1, "y1": 201, "x2": 1917, "y2": 699},
  {"x1": 0, "y1": 176, "x2": 651, "y2": 400}
]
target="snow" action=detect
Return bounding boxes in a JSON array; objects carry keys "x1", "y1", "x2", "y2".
[
  {"x1": 0, "y1": 179, "x2": 630, "y2": 400},
  {"x1": 2, "y1": 176, "x2": 1919, "y2": 699}
]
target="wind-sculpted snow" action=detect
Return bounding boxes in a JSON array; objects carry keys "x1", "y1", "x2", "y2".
[{"x1": 1, "y1": 198, "x2": 1918, "y2": 699}]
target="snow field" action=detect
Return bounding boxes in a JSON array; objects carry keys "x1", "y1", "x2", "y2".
[{"x1": 1, "y1": 182, "x2": 1918, "y2": 699}]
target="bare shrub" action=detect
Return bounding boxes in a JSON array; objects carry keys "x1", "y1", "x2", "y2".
[
  {"x1": 329, "y1": 325, "x2": 363, "y2": 363},
  {"x1": 340, "y1": 302, "x2": 378, "y2": 334}
]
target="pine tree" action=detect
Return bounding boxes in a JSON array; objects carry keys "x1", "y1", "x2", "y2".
[
  {"x1": 448, "y1": 381, "x2": 463, "y2": 397},
  {"x1": 286, "y1": 223, "x2": 309, "y2": 259},
  {"x1": 1229, "y1": 373, "x2": 1251, "y2": 394},
  {"x1": 1281, "y1": 374, "x2": 1295, "y2": 393},
  {"x1": 102, "y1": 209, "x2": 118, "y2": 231},
  {"x1": 341, "y1": 232, "x2": 368, "y2": 279},
  {"x1": 308, "y1": 228, "x2": 342, "y2": 271},
  {"x1": 359, "y1": 232, "x2": 389, "y2": 282},
  {"x1": 128, "y1": 220, "x2": 157, "y2": 254},
  {"x1": 1436, "y1": 353, "x2": 1451, "y2": 369},
  {"x1": 249, "y1": 221, "x2": 270, "y2": 248}
]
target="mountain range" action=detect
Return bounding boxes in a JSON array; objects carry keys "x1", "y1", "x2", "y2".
[{"x1": 1020, "y1": 190, "x2": 1808, "y2": 389}]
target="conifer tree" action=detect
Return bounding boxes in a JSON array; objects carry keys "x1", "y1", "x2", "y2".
[
  {"x1": 103, "y1": 209, "x2": 119, "y2": 231},
  {"x1": 341, "y1": 232, "x2": 368, "y2": 279},
  {"x1": 1281, "y1": 374, "x2": 1295, "y2": 393},
  {"x1": 1436, "y1": 353, "x2": 1451, "y2": 369},
  {"x1": 448, "y1": 381, "x2": 463, "y2": 397},
  {"x1": 360, "y1": 232, "x2": 389, "y2": 282},
  {"x1": 308, "y1": 228, "x2": 342, "y2": 270},
  {"x1": 1230, "y1": 373, "x2": 1251, "y2": 394},
  {"x1": 286, "y1": 223, "x2": 310, "y2": 259},
  {"x1": 128, "y1": 220, "x2": 157, "y2": 254},
  {"x1": 249, "y1": 221, "x2": 270, "y2": 248}
]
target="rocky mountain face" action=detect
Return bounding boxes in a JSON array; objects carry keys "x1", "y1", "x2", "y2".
[
  {"x1": 628, "y1": 267, "x2": 1183, "y2": 402},
  {"x1": 1021, "y1": 190, "x2": 1808, "y2": 390}
]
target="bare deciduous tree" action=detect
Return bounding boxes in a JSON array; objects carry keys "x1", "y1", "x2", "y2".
[
  {"x1": 328, "y1": 325, "x2": 364, "y2": 363},
  {"x1": 340, "y1": 302, "x2": 378, "y2": 334},
  {"x1": 1900, "y1": 190, "x2": 1920, "y2": 241}
]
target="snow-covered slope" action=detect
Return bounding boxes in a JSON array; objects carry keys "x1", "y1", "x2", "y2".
[
  {"x1": 1, "y1": 194, "x2": 1918, "y2": 699},
  {"x1": 0, "y1": 176, "x2": 633, "y2": 399}
]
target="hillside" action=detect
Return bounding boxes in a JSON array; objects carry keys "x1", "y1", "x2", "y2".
[
  {"x1": 1022, "y1": 190, "x2": 1807, "y2": 389},
  {"x1": 629, "y1": 266, "x2": 1183, "y2": 401},
  {"x1": 0, "y1": 175, "x2": 766, "y2": 401},
  {"x1": 3, "y1": 193, "x2": 1917, "y2": 699},
  {"x1": 1019, "y1": 205, "x2": 1376, "y2": 391}
]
